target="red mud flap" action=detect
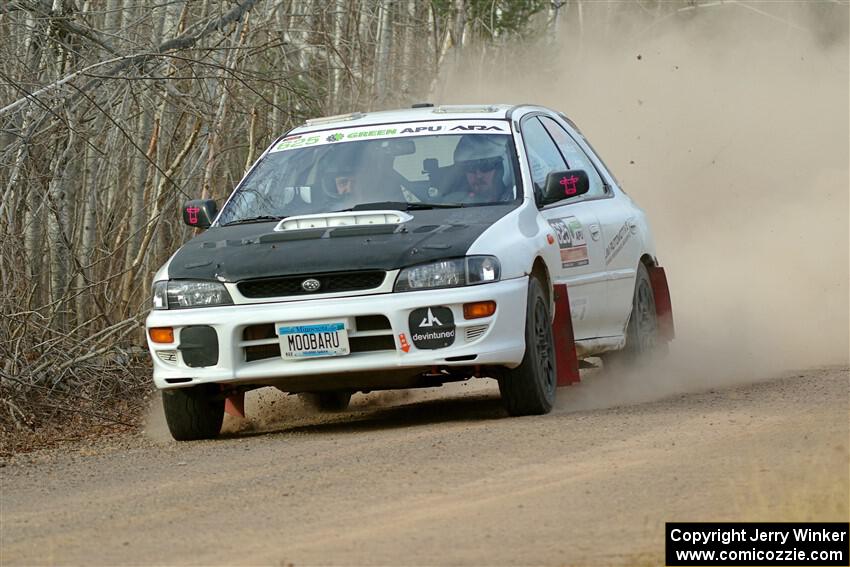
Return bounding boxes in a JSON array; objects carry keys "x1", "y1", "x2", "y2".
[
  {"x1": 647, "y1": 265, "x2": 675, "y2": 342},
  {"x1": 224, "y1": 390, "x2": 245, "y2": 418},
  {"x1": 552, "y1": 283, "x2": 580, "y2": 386}
]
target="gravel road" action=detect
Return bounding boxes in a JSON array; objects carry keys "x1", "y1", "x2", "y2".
[{"x1": 1, "y1": 366, "x2": 847, "y2": 566}]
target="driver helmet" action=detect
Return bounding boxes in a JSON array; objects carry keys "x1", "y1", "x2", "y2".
[
  {"x1": 322, "y1": 147, "x2": 360, "y2": 201},
  {"x1": 453, "y1": 135, "x2": 506, "y2": 175}
]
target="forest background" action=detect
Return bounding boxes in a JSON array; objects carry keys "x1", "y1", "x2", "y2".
[{"x1": 1, "y1": 0, "x2": 846, "y2": 448}]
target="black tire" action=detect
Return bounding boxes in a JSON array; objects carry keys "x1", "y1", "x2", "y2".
[
  {"x1": 299, "y1": 391, "x2": 352, "y2": 412},
  {"x1": 498, "y1": 277, "x2": 557, "y2": 416},
  {"x1": 162, "y1": 385, "x2": 224, "y2": 441},
  {"x1": 608, "y1": 262, "x2": 662, "y2": 366}
]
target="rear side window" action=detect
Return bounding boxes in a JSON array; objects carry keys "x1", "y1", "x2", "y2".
[{"x1": 539, "y1": 116, "x2": 605, "y2": 198}]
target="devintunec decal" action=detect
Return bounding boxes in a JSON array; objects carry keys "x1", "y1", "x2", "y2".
[{"x1": 408, "y1": 306, "x2": 455, "y2": 350}]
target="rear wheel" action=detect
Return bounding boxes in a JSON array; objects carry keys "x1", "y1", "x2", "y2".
[
  {"x1": 608, "y1": 262, "x2": 662, "y2": 366},
  {"x1": 498, "y1": 278, "x2": 556, "y2": 415},
  {"x1": 162, "y1": 385, "x2": 224, "y2": 441},
  {"x1": 299, "y1": 391, "x2": 352, "y2": 412}
]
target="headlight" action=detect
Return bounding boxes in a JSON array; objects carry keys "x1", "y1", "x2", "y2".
[
  {"x1": 394, "y1": 256, "x2": 500, "y2": 292},
  {"x1": 152, "y1": 280, "x2": 233, "y2": 309},
  {"x1": 152, "y1": 281, "x2": 168, "y2": 309}
]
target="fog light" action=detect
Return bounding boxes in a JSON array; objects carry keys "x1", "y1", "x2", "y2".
[
  {"x1": 149, "y1": 327, "x2": 174, "y2": 343},
  {"x1": 463, "y1": 301, "x2": 496, "y2": 320}
]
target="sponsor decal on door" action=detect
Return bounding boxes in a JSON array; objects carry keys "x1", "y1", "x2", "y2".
[
  {"x1": 604, "y1": 219, "x2": 632, "y2": 264},
  {"x1": 548, "y1": 217, "x2": 589, "y2": 268}
]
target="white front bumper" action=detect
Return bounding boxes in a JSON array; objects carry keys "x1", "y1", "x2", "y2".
[{"x1": 145, "y1": 277, "x2": 529, "y2": 390}]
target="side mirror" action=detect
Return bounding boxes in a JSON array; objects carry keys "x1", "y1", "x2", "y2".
[
  {"x1": 182, "y1": 199, "x2": 218, "y2": 229},
  {"x1": 541, "y1": 170, "x2": 590, "y2": 206}
]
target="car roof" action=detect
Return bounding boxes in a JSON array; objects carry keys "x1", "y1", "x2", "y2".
[{"x1": 287, "y1": 104, "x2": 537, "y2": 135}]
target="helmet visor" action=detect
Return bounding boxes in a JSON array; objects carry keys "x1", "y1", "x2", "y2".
[{"x1": 459, "y1": 157, "x2": 502, "y2": 174}]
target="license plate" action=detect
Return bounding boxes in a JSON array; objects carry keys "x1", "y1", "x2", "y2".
[{"x1": 277, "y1": 321, "x2": 350, "y2": 359}]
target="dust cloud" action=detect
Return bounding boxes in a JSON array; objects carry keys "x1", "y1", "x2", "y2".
[
  {"x1": 142, "y1": 390, "x2": 172, "y2": 443},
  {"x1": 429, "y1": 2, "x2": 849, "y2": 406}
]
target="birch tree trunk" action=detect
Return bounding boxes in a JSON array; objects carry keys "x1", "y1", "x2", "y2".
[
  {"x1": 104, "y1": 0, "x2": 123, "y2": 42},
  {"x1": 399, "y1": 0, "x2": 416, "y2": 100},
  {"x1": 47, "y1": 127, "x2": 76, "y2": 331},
  {"x1": 373, "y1": 0, "x2": 393, "y2": 107},
  {"x1": 75, "y1": 139, "x2": 99, "y2": 326},
  {"x1": 201, "y1": 16, "x2": 248, "y2": 200}
]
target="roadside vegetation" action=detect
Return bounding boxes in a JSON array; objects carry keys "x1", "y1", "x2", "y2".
[
  {"x1": 0, "y1": 0, "x2": 556, "y2": 448},
  {"x1": 1, "y1": 0, "x2": 844, "y2": 450}
]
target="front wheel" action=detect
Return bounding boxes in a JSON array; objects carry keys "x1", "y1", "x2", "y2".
[
  {"x1": 498, "y1": 277, "x2": 556, "y2": 416},
  {"x1": 162, "y1": 384, "x2": 224, "y2": 441}
]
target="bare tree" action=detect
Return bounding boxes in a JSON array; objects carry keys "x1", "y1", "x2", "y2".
[{"x1": 0, "y1": 0, "x2": 567, "y2": 435}]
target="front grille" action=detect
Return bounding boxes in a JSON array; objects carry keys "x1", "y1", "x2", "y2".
[
  {"x1": 243, "y1": 324, "x2": 275, "y2": 341},
  {"x1": 354, "y1": 315, "x2": 392, "y2": 331},
  {"x1": 238, "y1": 271, "x2": 386, "y2": 298},
  {"x1": 349, "y1": 335, "x2": 396, "y2": 352},
  {"x1": 245, "y1": 343, "x2": 281, "y2": 362}
]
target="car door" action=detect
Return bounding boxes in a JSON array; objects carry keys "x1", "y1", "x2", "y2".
[
  {"x1": 540, "y1": 115, "x2": 642, "y2": 338},
  {"x1": 519, "y1": 115, "x2": 607, "y2": 340}
]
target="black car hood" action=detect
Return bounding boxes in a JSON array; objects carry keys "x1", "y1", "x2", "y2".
[{"x1": 167, "y1": 205, "x2": 516, "y2": 282}]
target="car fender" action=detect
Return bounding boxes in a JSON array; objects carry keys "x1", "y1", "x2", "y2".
[
  {"x1": 628, "y1": 198, "x2": 657, "y2": 262},
  {"x1": 466, "y1": 200, "x2": 560, "y2": 291}
]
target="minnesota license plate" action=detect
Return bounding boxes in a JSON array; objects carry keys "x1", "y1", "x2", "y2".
[{"x1": 277, "y1": 321, "x2": 350, "y2": 359}]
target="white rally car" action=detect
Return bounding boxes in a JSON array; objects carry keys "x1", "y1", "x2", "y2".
[{"x1": 146, "y1": 104, "x2": 674, "y2": 440}]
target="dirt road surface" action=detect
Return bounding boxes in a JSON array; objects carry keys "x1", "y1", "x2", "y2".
[{"x1": 1, "y1": 366, "x2": 847, "y2": 566}]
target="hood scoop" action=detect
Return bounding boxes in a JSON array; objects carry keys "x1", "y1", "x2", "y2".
[
  {"x1": 258, "y1": 228, "x2": 326, "y2": 243},
  {"x1": 274, "y1": 210, "x2": 413, "y2": 232}
]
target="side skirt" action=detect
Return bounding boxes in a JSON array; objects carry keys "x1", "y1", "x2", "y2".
[{"x1": 576, "y1": 336, "x2": 627, "y2": 357}]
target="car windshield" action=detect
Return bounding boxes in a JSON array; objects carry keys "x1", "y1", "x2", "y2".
[{"x1": 216, "y1": 119, "x2": 520, "y2": 226}]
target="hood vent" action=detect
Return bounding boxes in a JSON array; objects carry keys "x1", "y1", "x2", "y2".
[{"x1": 274, "y1": 210, "x2": 413, "y2": 232}]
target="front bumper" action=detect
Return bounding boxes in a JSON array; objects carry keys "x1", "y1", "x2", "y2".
[{"x1": 145, "y1": 276, "x2": 529, "y2": 390}]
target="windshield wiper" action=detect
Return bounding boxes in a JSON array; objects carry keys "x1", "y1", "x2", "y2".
[
  {"x1": 405, "y1": 202, "x2": 466, "y2": 210},
  {"x1": 222, "y1": 215, "x2": 284, "y2": 227},
  {"x1": 333, "y1": 201, "x2": 465, "y2": 213}
]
